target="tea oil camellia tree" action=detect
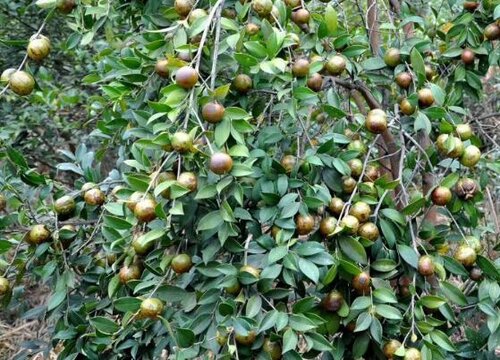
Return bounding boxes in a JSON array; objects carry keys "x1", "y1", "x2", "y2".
[{"x1": 0, "y1": 0, "x2": 499, "y2": 359}]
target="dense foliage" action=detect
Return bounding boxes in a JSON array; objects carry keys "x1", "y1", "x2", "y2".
[{"x1": 0, "y1": 0, "x2": 499, "y2": 359}]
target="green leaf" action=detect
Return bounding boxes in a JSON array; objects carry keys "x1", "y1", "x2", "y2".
[
  {"x1": 375, "y1": 304, "x2": 402, "y2": 320},
  {"x1": 47, "y1": 289, "x2": 66, "y2": 311},
  {"x1": 410, "y1": 47, "x2": 425, "y2": 85},
  {"x1": 355, "y1": 312, "x2": 372, "y2": 332},
  {"x1": 114, "y1": 297, "x2": 142, "y2": 312},
  {"x1": 419, "y1": 295, "x2": 446, "y2": 309},
  {"x1": 282, "y1": 328, "x2": 297, "y2": 353},
  {"x1": 90, "y1": 317, "x2": 120, "y2": 335},
  {"x1": 339, "y1": 237, "x2": 367, "y2": 264},
  {"x1": 269, "y1": 246, "x2": 288, "y2": 263},
  {"x1": 351, "y1": 296, "x2": 371, "y2": 310},
  {"x1": 289, "y1": 314, "x2": 317, "y2": 332},
  {"x1": 7, "y1": 147, "x2": 29, "y2": 169},
  {"x1": 373, "y1": 288, "x2": 398, "y2": 304},
  {"x1": 175, "y1": 328, "x2": 195, "y2": 348},
  {"x1": 298, "y1": 258, "x2": 319, "y2": 283},
  {"x1": 324, "y1": 6, "x2": 338, "y2": 36},
  {"x1": 440, "y1": 281, "x2": 467, "y2": 306},
  {"x1": 476, "y1": 255, "x2": 500, "y2": 281},
  {"x1": 197, "y1": 211, "x2": 224, "y2": 231},
  {"x1": 246, "y1": 295, "x2": 262, "y2": 318},
  {"x1": 430, "y1": 330, "x2": 456, "y2": 352},
  {"x1": 397, "y1": 244, "x2": 418, "y2": 268},
  {"x1": 361, "y1": 57, "x2": 386, "y2": 71},
  {"x1": 381, "y1": 208, "x2": 406, "y2": 225},
  {"x1": 441, "y1": 173, "x2": 459, "y2": 188}
]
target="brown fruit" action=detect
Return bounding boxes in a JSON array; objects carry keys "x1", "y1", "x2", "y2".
[
  {"x1": 340, "y1": 214, "x2": 359, "y2": 234},
  {"x1": 456, "y1": 124, "x2": 473, "y2": 140},
  {"x1": 177, "y1": 51, "x2": 192, "y2": 61},
  {"x1": 0, "y1": 194, "x2": 6, "y2": 212},
  {"x1": 202, "y1": 102, "x2": 225, "y2": 123},
  {"x1": 134, "y1": 198, "x2": 157, "y2": 222},
  {"x1": 235, "y1": 330, "x2": 257, "y2": 345},
  {"x1": 404, "y1": 348, "x2": 421, "y2": 360},
  {"x1": 360, "y1": 181, "x2": 377, "y2": 197},
  {"x1": 171, "y1": 131, "x2": 192, "y2": 153},
  {"x1": 284, "y1": 0, "x2": 300, "y2": 6},
  {"x1": 342, "y1": 176, "x2": 357, "y2": 194},
  {"x1": 57, "y1": 0, "x2": 76, "y2": 13},
  {"x1": 127, "y1": 191, "x2": 151, "y2": 211},
  {"x1": 348, "y1": 158, "x2": 363, "y2": 178},
  {"x1": 425, "y1": 65, "x2": 435, "y2": 81},
  {"x1": 292, "y1": 58, "x2": 310, "y2": 77},
  {"x1": 0, "y1": 68, "x2": 15, "y2": 84},
  {"x1": 383, "y1": 340, "x2": 402, "y2": 359},
  {"x1": 175, "y1": 66, "x2": 198, "y2": 89},
  {"x1": 0, "y1": 277, "x2": 10, "y2": 296},
  {"x1": 233, "y1": 74, "x2": 253, "y2": 93},
  {"x1": 119, "y1": 264, "x2": 142, "y2": 283},
  {"x1": 349, "y1": 201, "x2": 371, "y2": 223},
  {"x1": 365, "y1": 109, "x2": 388, "y2": 134},
  {"x1": 171, "y1": 254, "x2": 193, "y2": 273},
  {"x1": 263, "y1": 339, "x2": 282, "y2": 360},
  {"x1": 454, "y1": 245, "x2": 476, "y2": 267},
  {"x1": 139, "y1": 298, "x2": 164, "y2": 319},
  {"x1": 352, "y1": 272, "x2": 371, "y2": 294},
  {"x1": 84, "y1": 188, "x2": 106, "y2": 206},
  {"x1": 210, "y1": 152, "x2": 233, "y2": 175},
  {"x1": 26, "y1": 224, "x2": 51, "y2": 245},
  {"x1": 246, "y1": 23, "x2": 260, "y2": 35},
  {"x1": 174, "y1": 0, "x2": 193, "y2": 16},
  {"x1": 460, "y1": 145, "x2": 481, "y2": 167},
  {"x1": 395, "y1": 72, "x2": 412, "y2": 89},
  {"x1": 240, "y1": 264, "x2": 260, "y2": 278},
  {"x1": 400, "y1": 98, "x2": 416, "y2": 115},
  {"x1": 418, "y1": 255, "x2": 435, "y2": 276},
  {"x1": 418, "y1": 88, "x2": 434, "y2": 108},
  {"x1": 329, "y1": 197, "x2": 344, "y2": 216},
  {"x1": 178, "y1": 172, "x2": 197, "y2": 191},
  {"x1": 469, "y1": 267, "x2": 483, "y2": 281},
  {"x1": 54, "y1": 195, "x2": 76, "y2": 217},
  {"x1": 326, "y1": 55, "x2": 346, "y2": 75},
  {"x1": 319, "y1": 216, "x2": 337, "y2": 237},
  {"x1": 296, "y1": 214, "x2": 315, "y2": 235},
  {"x1": 461, "y1": 49, "x2": 475, "y2": 65},
  {"x1": 484, "y1": 23, "x2": 500, "y2": 40},
  {"x1": 252, "y1": 0, "x2": 273, "y2": 16},
  {"x1": 322, "y1": 290, "x2": 344, "y2": 312},
  {"x1": 188, "y1": 8, "x2": 208, "y2": 23},
  {"x1": 156, "y1": 172, "x2": 176, "y2": 198},
  {"x1": 384, "y1": 48, "x2": 401, "y2": 67},
  {"x1": 9, "y1": 71, "x2": 35, "y2": 96},
  {"x1": 222, "y1": 8, "x2": 237, "y2": 18},
  {"x1": 27, "y1": 35, "x2": 51, "y2": 61},
  {"x1": 363, "y1": 164, "x2": 380, "y2": 182},
  {"x1": 291, "y1": 8, "x2": 310, "y2": 25},
  {"x1": 358, "y1": 222, "x2": 379, "y2": 241},
  {"x1": 155, "y1": 59, "x2": 169, "y2": 78},
  {"x1": 463, "y1": 1, "x2": 479, "y2": 11},
  {"x1": 81, "y1": 182, "x2": 97, "y2": 192},
  {"x1": 307, "y1": 73, "x2": 323, "y2": 91},
  {"x1": 454, "y1": 178, "x2": 478, "y2": 200},
  {"x1": 281, "y1": 155, "x2": 297, "y2": 174},
  {"x1": 431, "y1": 186, "x2": 452, "y2": 206}
]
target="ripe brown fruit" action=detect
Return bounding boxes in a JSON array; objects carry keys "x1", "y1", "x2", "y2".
[
  {"x1": 291, "y1": 8, "x2": 310, "y2": 25},
  {"x1": 171, "y1": 131, "x2": 192, "y2": 153},
  {"x1": 363, "y1": 164, "x2": 380, "y2": 182},
  {"x1": 84, "y1": 188, "x2": 106, "y2": 206},
  {"x1": 235, "y1": 330, "x2": 257, "y2": 345},
  {"x1": 461, "y1": 49, "x2": 475, "y2": 65},
  {"x1": 263, "y1": 339, "x2": 282, "y2": 360},
  {"x1": 1, "y1": 68, "x2": 15, "y2": 84},
  {"x1": 240, "y1": 264, "x2": 260, "y2": 278},
  {"x1": 54, "y1": 195, "x2": 76, "y2": 218},
  {"x1": 127, "y1": 191, "x2": 152, "y2": 211},
  {"x1": 175, "y1": 66, "x2": 198, "y2": 89},
  {"x1": 0, "y1": 277, "x2": 10, "y2": 296},
  {"x1": 326, "y1": 55, "x2": 346, "y2": 75},
  {"x1": 319, "y1": 216, "x2": 337, "y2": 237},
  {"x1": 171, "y1": 254, "x2": 193, "y2": 274},
  {"x1": 174, "y1": 0, "x2": 193, "y2": 16},
  {"x1": 0, "y1": 193, "x2": 6, "y2": 212},
  {"x1": 9, "y1": 71, "x2": 35, "y2": 96},
  {"x1": 460, "y1": 145, "x2": 481, "y2": 167},
  {"x1": 425, "y1": 65, "x2": 435, "y2": 81},
  {"x1": 418, "y1": 255, "x2": 435, "y2": 276},
  {"x1": 252, "y1": 0, "x2": 273, "y2": 16},
  {"x1": 281, "y1": 155, "x2": 297, "y2": 174},
  {"x1": 139, "y1": 298, "x2": 164, "y2": 319},
  {"x1": 349, "y1": 201, "x2": 371, "y2": 223},
  {"x1": 210, "y1": 152, "x2": 233, "y2": 175},
  {"x1": 57, "y1": 0, "x2": 76, "y2": 13},
  {"x1": 27, "y1": 35, "x2": 51, "y2": 61},
  {"x1": 342, "y1": 176, "x2": 357, "y2": 194},
  {"x1": 202, "y1": 102, "x2": 225, "y2": 123},
  {"x1": 292, "y1": 58, "x2": 310, "y2": 77},
  {"x1": 484, "y1": 23, "x2": 500, "y2": 40},
  {"x1": 155, "y1": 59, "x2": 169, "y2": 78},
  {"x1": 400, "y1": 98, "x2": 416, "y2": 115},
  {"x1": 454, "y1": 245, "x2": 476, "y2": 267},
  {"x1": 431, "y1": 186, "x2": 452, "y2": 206},
  {"x1": 119, "y1": 264, "x2": 142, "y2": 283},
  {"x1": 178, "y1": 172, "x2": 197, "y2": 191},
  {"x1": 352, "y1": 272, "x2": 371, "y2": 294},
  {"x1": 358, "y1": 222, "x2": 379, "y2": 241},
  {"x1": 134, "y1": 198, "x2": 157, "y2": 222},
  {"x1": 365, "y1": 108, "x2": 388, "y2": 134},
  {"x1": 296, "y1": 214, "x2": 315, "y2": 235},
  {"x1": 384, "y1": 48, "x2": 401, "y2": 67},
  {"x1": 307, "y1": 73, "x2": 323, "y2": 91},
  {"x1": 81, "y1": 182, "x2": 97, "y2": 192},
  {"x1": 404, "y1": 348, "x2": 421, "y2": 360},
  {"x1": 245, "y1": 23, "x2": 260, "y2": 35},
  {"x1": 454, "y1": 178, "x2": 478, "y2": 200},
  {"x1": 329, "y1": 197, "x2": 344, "y2": 216},
  {"x1": 463, "y1": 1, "x2": 479, "y2": 11},
  {"x1": 383, "y1": 339, "x2": 402, "y2": 359},
  {"x1": 340, "y1": 214, "x2": 359, "y2": 234},
  {"x1": 347, "y1": 158, "x2": 363, "y2": 178},
  {"x1": 26, "y1": 224, "x2": 51, "y2": 245},
  {"x1": 322, "y1": 290, "x2": 344, "y2": 312},
  {"x1": 395, "y1": 72, "x2": 412, "y2": 89},
  {"x1": 233, "y1": 74, "x2": 253, "y2": 93},
  {"x1": 418, "y1": 88, "x2": 434, "y2": 108},
  {"x1": 469, "y1": 267, "x2": 483, "y2": 281},
  {"x1": 456, "y1": 124, "x2": 473, "y2": 140}
]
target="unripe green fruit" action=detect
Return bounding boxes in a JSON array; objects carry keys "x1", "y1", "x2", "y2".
[
  {"x1": 463, "y1": 235, "x2": 482, "y2": 254},
  {"x1": 358, "y1": 222, "x2": 379, "y2": 241},
  {"x1": 431, "y1": 186, "x2": 452, "y2": 206},
  {"x1": 9, "y1": 71, "x2": 35, "y2": 96},
  {"x1": 26, "y1": 224, "x2": 51, "y2": 245},
  {"x1": 329, "y1": 197, "x2": 344, "y2": 216},
  {"x1": 319, "y1": 216, "x2": 337, "y2": 237},
  {"x1": 292, "y1": 58, "x2": 310, "y2": 77},
  {"x1": 54, "y1": 195, "x2": 76, "y2": 217},
  {"x1": 291, "y1": 8, "x2": 310, "y2": 25},
  {"x1": 27, "y1": 35, "x2": 51, "y2": 61},
  {"x1": 252, "y1": 0, "x2": 273, "y2": 16},
  {"x1": 171, "y1": 131, "x2": 192, "y2": 153},
  {"x1": 139, "y1": 298, "x2": 164, "y2": 319},
  {"x1": 460, "y1": 145, "x2": 481, "y2": 167},
  {"x1": 454, "y1": 245, "x2": 477, "y2": 267},
  {"x1": 383, "y1": 339, "x2": 402, "y2": 359},
  {"x1": 132, "y1": 232, "x2": 154, "y2": 256},
  {"x1": 0, "y1": 68, "x2": 15, "y2": 84},
  {"x1": 281, "y1": 155, "x2": 297, "y2": 174},
  {"x1": 418, "y1": 88, "x2": 434, "y2": 108},
  {"x1": 235, "y1": 330, "x2": 257, "y2": 345},
  {"x1": 342, "y1": 176, "x2": 357, "y2": 194},
  {"x1": 171, "y1": 254, "x2": 193, "y2": 273},
  {"x1": 348, "y1": 158, "x2": 363, "y2": 178},
  {"x1": 240, "y1": 264, "x2": 260, "y2": 278},
  {"x1": 119, "y1": 264, "x2": 142, "y2": 283},
  {"x1": 456, "y1": 124, "x2": 473, "y2": 140},
  {"x1": 349, "y1": 201, "x2": 371, "y2": 223},
  {"x1": 175, "y1": 66, "x2": 198, "y2": 89},
  {"x1": 325, "y1": 55, "x2": 346, "y2": 75},
  {"x1": 404, "y1": 348, "x2": 421, "y2": 360},
  {"x1": 395, "y1": 72, "x2": 412, "y2": 89},
  {"x1": 202, "y1": 102, "x2": 225, "y2": 123},
  {"x1": 84, "y1": 188, "x2": 106, "y2": 206},
  {"x1": 400, "y1": 98, "x2": 416, "y2": 115},
  {"x1": 340, "y1": 214, "x2": 359, "y2": 234},
  {"x1": 384, "y1": 48, "x2": 401, "y2": 67},
  {"x1": 233, "y1": 74, "x2": 253, "y2": 93},
  {"x1": 155, "y1": 59, "x2": 169, "y2": 78},
  {"x1": 174, "y1": 0, "x2": 193, "y2": 16},
  {"x1": 0, "y1": 277, "x2": 10, "y2": 296},
  {"x1": 188, "y1": 8, "x2": 207, "y2": 23},
  {"x1": 307, "y1": 73, "x2": 323, "y2": 91},
  {"x1": 263, "y1": 339, "x2": 282, "y2": 360}
]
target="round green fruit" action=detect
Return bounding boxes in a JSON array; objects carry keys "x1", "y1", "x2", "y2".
[
  {"x1": 0, "y1": 277, "x2": 10, "y2": 296},
  {"x1": 384, "y1": 48, "x2": 401, "y2": 67},
  {"x1": 431, "y1": 186, "x2": 452, "y2": 206},
  {"x1": 171, "y1": 131, "x2": 192, "y2": 153},
  {"x1": 140, "y1": 298, "x2": 164, "y2": 319},
  {"x1": 292, "y1": 58, "x2": 310, "y2": 77},
  {"x1": 171, "y1": 254, "x2": 193, "y2": 274},
  {"x1": 233, "y1": 74, "x2": 253, "y2": 93},
  {"x1": 460, "y1": 145, "x2": 481, "y2": 167},
  {"x1": 119, "y1": 264, "x2": 142, "y2": 283},
  {"x1": 340, "y1": 214, "x2": 359, "y2": 234},
  {"x1": 263, "y1": 339, "x2": 282, "y2": 360},
  {"x1": 454, "y1": 245, "x2": 477, "y2": 267},
  {"x1": 54, "y1": 195, "x2": 76, "y2": 217},
  {"x1": 84, "y1": 188, "x2": 106, "y2": 206},
  {"x1": 395, "y1": 72, "x2": 412, "y2": 89},
  {"x1": 404, "y1": 348, "x2": 421, "y2": 360},
  {"x1": 319, "y1": 216, "x2": 337, "y2": 238},
  {"x1": 383, "y1": 340, "x2": 402, "y2": 359},
  {"x1": 281, "y1": 155, "x2": 297, "y2": 174},
  {"x1": 349, "y1": 201, "x2": 371, "y2": 223},
  {"x1": 155, "y1": 59, "x2": 169, "y2": 78},
  {"x1": 329, "y1": 197, "x2": 344, "y2": 216},
  {"x1": 352, "y1": 271, "x2": 371, "y2": 294},
  {"x1": 358, "y1": 222, "x2": 379, "y2": 241},
  {"x1": 252, "y1": 0, "x2": 273, "y2": 16},
  {"x1": 239, "y1": 264, "x2": 260, "y2": 278},
  {"x1": 26, "y1": 224, "x2": 51, "y2": 245},
  {"x1": 27, "y1": 35, "x2": 51, "y2": 61},
  {"x1": 9, "y1": 71, "x2": 35, "y2": 96},
  {"x1": 325, "y1": 55, "x2": 346, "y2": 76},
  {"x1": 307, "y1": 73, "x2": 323, "y2": 91},
  {"x1": 235, "y1": 330, "x2": 257, "y2": 346},
  {"x1": 366, "y1": 109, "x2": 388, "y2": 134},
  {"x1": 456, "y1": 124, "x2": 473, "y2": 140}
]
